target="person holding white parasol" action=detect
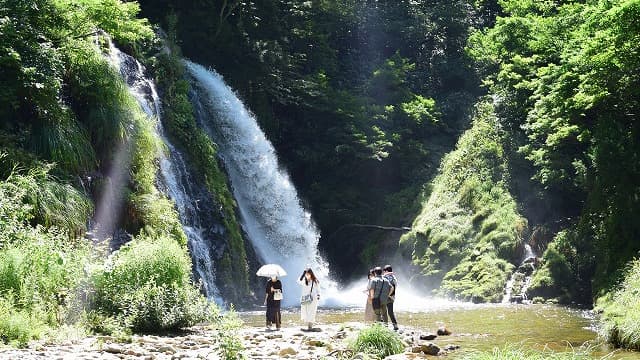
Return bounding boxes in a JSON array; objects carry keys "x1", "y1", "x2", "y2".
[{"x1": 256, "y1": 264, "x2": 286, "y2": 331}]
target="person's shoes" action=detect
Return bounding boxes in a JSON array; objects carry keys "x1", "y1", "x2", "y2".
[{"x1": 393, "y1": 324, "x2": 399, "y2": 331}]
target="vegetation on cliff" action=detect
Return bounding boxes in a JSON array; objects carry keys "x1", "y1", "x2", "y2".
[
  {"x1": 469, "y1": 0, "x2": 640, "y2": 307},
  {"x1": 1, "y1": 0, "x2": 639, "y2": 353},
  {"x1": 0, "y1": 0, "x2": 219, "y2": 345},
  {"x1": 400, "y1": 101, "x2": 526, "y2": 302}
]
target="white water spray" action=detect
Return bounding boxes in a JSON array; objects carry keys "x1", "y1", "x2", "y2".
[
  {"x1": 105, "y1": 41, "x2": 222, "y2": 301},
  {"x1": 185, "y1": 61, "x2": 338, "y2": 306}
]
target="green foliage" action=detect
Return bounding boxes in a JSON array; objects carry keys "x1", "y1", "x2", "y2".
[
  {"x1": 3, "y1": 165, "x2": 93, "y2": 236},
  {"x1": 459, "y1": 344, "x2": 592, "y2": 360},
  {"x1": 400, "y1": 101, "x2": 526, "y2": 301},
  {"x1": 54, "y1": 0, "x2": 154, "y2": 52},
  {"x1": 0, "y1": 298, "x2": 46, "y2": 348},
  {"x1": 442, "y1": 254, "x2": 514, "y2": 303},
  {"x1": 348, "y1": 324, "x2": 405, "y2": 359},
  {"x1": 216, "y1": 306, "x2": 246, "y2": 360},
  {"x1": 92, "y1": 236, "x2": 212, "y2": 333},
  {"x1": 469, "y1": 0, "x2": 640, "y2": 308},
  {"x1": 0, "y1": 170, "x2": 91, "y2": 346},
  {"x1": 527, "y1": 231, "x2": 581, "y2": 303},
  {"x1": 138, "y1": 0, "x2": 484, "y2": 277},
  {"x1": 597, "y1": 259, "x2": 640, "y2": 350},
  {"x1": 1, "y1": 0, "x2": 153, "y2": 175}
]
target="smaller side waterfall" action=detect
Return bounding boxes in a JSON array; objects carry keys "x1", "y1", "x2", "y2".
[
  {"x1": 502, "y1": 244, "x2": 538, "y2": 304},
  {"x1": 104, "y1": 40, "x2": 222, "y2": 301}
]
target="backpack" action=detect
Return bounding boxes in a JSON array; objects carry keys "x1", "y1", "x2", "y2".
[
  {"x1": 374, "y1": 277, "x2": 391, "y2": 304},
  {"x1": 384, "y1": 273, "x2": 397, "y2": 296}
]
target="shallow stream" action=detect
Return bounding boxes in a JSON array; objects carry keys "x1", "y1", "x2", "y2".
[{"x1": 240, "y1": 302, "x2": 640, "y2": 359}]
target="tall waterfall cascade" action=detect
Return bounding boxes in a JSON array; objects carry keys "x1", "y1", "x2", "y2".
[
  {"x1": 105, "y1": 40, "x2": 222, "y2": 302},
  {"x1": 185, "y1": 61, "x2": 337, "y2": 305}
]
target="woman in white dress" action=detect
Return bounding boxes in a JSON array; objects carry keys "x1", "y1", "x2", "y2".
[
  {"x1": 364, "y1": 269, "x2": 375, "y2": 322},
  {"x1": 298, "y1": 268, "x2": 320, "y2": 330}
]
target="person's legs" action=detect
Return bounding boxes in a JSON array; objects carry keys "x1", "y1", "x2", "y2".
[
  {"x1": 380, "y1": 303, "x2": 388, "y2": 324},
  {"x1": 373, "y1": 305, "x2": 382, "y2": 322},
  {"x1": 386, "y1": 302, "x2": 398, "y2": 329}
]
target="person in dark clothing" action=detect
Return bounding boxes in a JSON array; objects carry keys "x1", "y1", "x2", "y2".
[
  {"x1": 264, "y1": 276, "x2": 282, "y2": 330},
  {"x1": 368, "y1": 266, "x2": 391, "y2": 323},
  {"x1": 383, "y1": 265, "x2": 398, "y2": 330}
]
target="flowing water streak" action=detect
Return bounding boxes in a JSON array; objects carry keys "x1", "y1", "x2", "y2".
[
  {"x1": 502, "y1": 244, "x2": 537, "y2": 303},
  {"x1": 185, "y1": 61, "x2": 338, "y2": 306},
  {"x1": 105, "y1": 41, "x2": 222, "y2": 301}
]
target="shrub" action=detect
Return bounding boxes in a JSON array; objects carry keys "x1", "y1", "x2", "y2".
[
  {"x1": 92, "y1": 236, "x2": 212, "y2": 332},
  {"x1": 216, "y1": 306, "x2": 245, "y2": 360},
  {"x1": 441, "y1": 254, "x2": 514, "y2": 303},
  {"x1": 349, "y1": 324, "x2": 405, "y2": 359},
  {"x1": 0, "y1": 298, "x2": 46, "y2": 347}
]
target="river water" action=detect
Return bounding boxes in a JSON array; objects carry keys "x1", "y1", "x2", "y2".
[{"x1": 239, "y1": 303, "x2": 640, "y2": 359}]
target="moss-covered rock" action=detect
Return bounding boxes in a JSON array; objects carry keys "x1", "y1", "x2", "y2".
[
  {"x1": 400, "y1": 101, "x2": 526, "y2": 302},
  {"x1": 526, "y1": 231, "x2": 577, "y2": 304}
]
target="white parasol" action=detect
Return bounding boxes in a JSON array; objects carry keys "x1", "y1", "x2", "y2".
[{"x1": 256, "y1": 264, "x2": 287, "y2": 278}]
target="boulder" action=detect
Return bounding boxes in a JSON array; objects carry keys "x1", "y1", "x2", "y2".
[
  {"x1": 157, "y1": 345, "x2": 177, "y2": 354},
  {"x1": 437, "y1": 326, "x2": 451, "y2": 336},
  {"x1": 419, "y1": 333, "x2": 437, "y2": 340},
  {"x1": 104, "y1": 344, "x2": 124, "y2": 354},
  {"x1": 306, "y1": 340, "x2": 325, "y2": 347},
  {"x1": 279, "y1": 347, "x2": 298, "y2": 356},
  {"x1": 443, "y1": 344, "x2": 460, "y2": 351},
  {"x1": 414, "y1": 342, "x2": 440, "y2": 356}
]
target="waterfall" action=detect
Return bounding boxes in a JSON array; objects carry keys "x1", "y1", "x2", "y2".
[
  {"x1": 105, "y1": 40, "x2": 222, "y2": 301},
  {"x1": 185, "y1": 61, "x2": 336, "y2": 305},
  {"x1": 502, "y1": 244, "x2": 538, "y2": 304}
]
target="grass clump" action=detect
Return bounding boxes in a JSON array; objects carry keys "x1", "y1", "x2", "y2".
[
  {"x1": 91, "y1": 236, "x2": 213, "y2": 333},
  {"x1": 527, "y1": 230, "x2": 579, "y2": 304},
  {"x1": 400, "y1": 101, "x2": 526, "y2": 302},
  {"x1": 348, "y1": 324, "x2": 405, "y2": 359},
  {"x1": 458, "y1": 344, "x2": 592, "y2": 360},
  {"x1": 597, "y1": 259, "x2": 640, "y2": 350}
]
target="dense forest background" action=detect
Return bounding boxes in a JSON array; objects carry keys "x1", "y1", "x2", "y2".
[
  {"x1": 139, "y1": 0, "x2": 494, "y2": 280},
  {"x1": 1, "y1": 0, "x2": 639, "y2": 350},
  {"x1": 138, "y1": 0, "x2": 639, "y2": 304}
]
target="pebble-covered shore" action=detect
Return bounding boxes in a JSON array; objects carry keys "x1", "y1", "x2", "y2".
[{"x1": 0, "y1": 322, "x2": 465, "y2": 359}]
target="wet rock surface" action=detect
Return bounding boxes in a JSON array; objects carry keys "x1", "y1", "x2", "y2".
[{"x1": 0, "y1": 323, "x2": 464, "y2": 359}]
